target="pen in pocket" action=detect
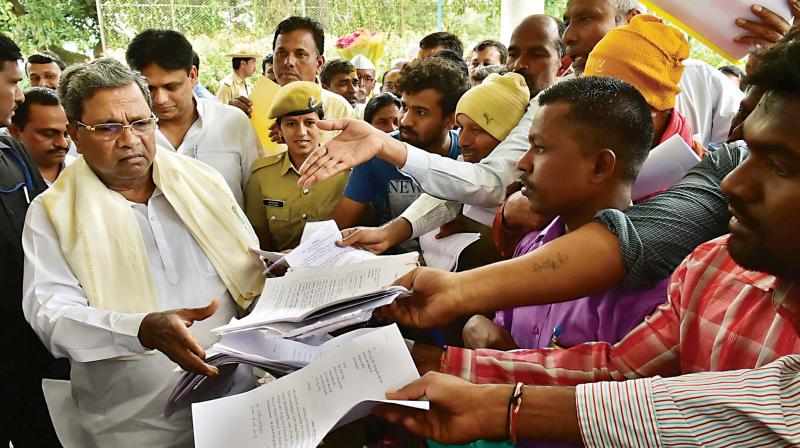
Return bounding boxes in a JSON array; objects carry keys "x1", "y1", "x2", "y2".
[{"x1": 548, "y1": 325, "x2": 564, "y2": 349}]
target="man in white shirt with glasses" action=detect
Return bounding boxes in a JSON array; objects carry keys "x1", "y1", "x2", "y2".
[{"x1": 22, "y1": 58, "x2": 263, "y2": 446}]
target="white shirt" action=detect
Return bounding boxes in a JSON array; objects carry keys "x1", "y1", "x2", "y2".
[
  {"x1": 45, "y1": 154, "x2": 76, "y2": 188},
  {"x1": 22, "y1": 189, "x2": 246, "y2": 447},
  {"x1": 675, "y1": 59, "x2": 743, "y2": 147},
  {"x1": 155, "y1": 97, "x2": 262, "y2": 206}
]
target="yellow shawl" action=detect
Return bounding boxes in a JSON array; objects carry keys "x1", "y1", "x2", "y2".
[{"x1": 41, "y1": 146, "x2": 262, "y2": 313}]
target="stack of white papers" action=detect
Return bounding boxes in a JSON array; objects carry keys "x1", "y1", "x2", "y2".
[
  {"x1": 214, "y1": 252, "x2": 418, "y2": 338},
  {"x1": 192, "y1": 324, "x2": 429, "y2": 448},
  {"x1": 165, "y1": 328, "x2": 381, "y2": 416},
  {"x1": 420, "y1": 231, "x2": 481, "y2": 272}
]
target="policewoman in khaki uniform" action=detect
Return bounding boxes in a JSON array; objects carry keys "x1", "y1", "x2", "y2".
[{"x1": 244, "y1": 81, "x2": 349, "y2": 250}]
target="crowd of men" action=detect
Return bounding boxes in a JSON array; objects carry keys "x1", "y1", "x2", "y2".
[{"x1": 1, "y1": 0, "x2": 799, "y2": 446}]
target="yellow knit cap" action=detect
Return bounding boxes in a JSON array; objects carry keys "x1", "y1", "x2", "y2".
[
  {"x1": 455, "y1": 72, "x2": 530, "y2": 141},
  {"x1": 584, "y1": 14, "x2": 688, "y2": 111}
]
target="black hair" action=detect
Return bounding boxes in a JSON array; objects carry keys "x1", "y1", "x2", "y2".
[
  {"x1": 552, "y1": 16, "x2": 567, "y2": 57},
  {"x1": 273, "y1": 16, "x2": 325, "y2": 56},
  {"x1": 0, "y1": 33, "x2": 22, "y2": 66},
  {"x1": 364, "y1": 92, "x2": 402, "y2": 123},
  {"x1": 27, "y1": 51, "x2": 66, "y2": 71},
  {"x1": 435, "y1": 49, "x2": 469, "y2": 78},
  {"x1": 192, "y1": 51, "x2": 200, "y2": 70},
  {"x1": 396, "y1": 55, "x2": 470, "y2": 116},
  {"x1": 538, "y1": 76, "x2": 653, "y2": 181},
  {"x1": 419, "y1": 32, "x2": 464, "y2": 57},
  {"x1": 381, "y1": 69, "x2": 398, "y2": 83},
  {"x1": 10, "y1": 87, "x2": 60, "y2": 130},
  {"x1": 232, "y1": 57, "x2": 254, "y2": 71},
  {"x1": 262, "y1": 52, "x2": 273, "y2": 75},
  {"x1": 320, "y1": 58, "x2": 356, "y2": 86},
  {"x1": 719, "y1": 65, "x2": 743, "y2": 79},
  {"x1": 474, "y1": 40, "x2": 508, "y2": 65},
  {"x1": 471, "y1": 64, "x2": 508, "y2": 83},
  {"x1": 744, "y1": 27, "x2": 800, "y2": 96},
  {"x1": 126, "y1": 29, "x2": 194, "y2": 73}
]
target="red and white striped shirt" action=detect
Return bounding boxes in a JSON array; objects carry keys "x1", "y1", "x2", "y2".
[
  {"x1": 577, "y1": 354, "x2": 800, "y2": 447},
  {"x1": 444, "y1": 236, "x2": 800, "y2": 384},
  {"x1": 443, "y1": 235, "x2": 800, "y2": 444}
]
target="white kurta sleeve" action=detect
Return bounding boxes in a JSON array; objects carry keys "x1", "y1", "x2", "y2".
[
  {"x1": 398, "y1": 97, "x2": 537, "y2": 208},
  {"x1": 399, "y1": 193, "x2": 463, "y2": 238},
  {"x1": 22, "y1": 199, "x2": 148, "y2": 363}
]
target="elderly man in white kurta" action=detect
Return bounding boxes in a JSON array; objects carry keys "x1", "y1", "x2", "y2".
[{"x1": 21, "y1": 58, "x2": 263, "y2": 446}]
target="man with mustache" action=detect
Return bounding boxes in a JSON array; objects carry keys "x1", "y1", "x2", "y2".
[
  {"x1": 323, "y1": 14, "x2": 564, "y2": 251},
  {"x1": 320, "y1": 58, "x2": 359, "y2": 108},
  {"x1": 330, "y1": 56, "x2": 468, "y2": 231},
  {"x1": 0, "y1": 33, "x2": 63, "y2": 448},
  {"x1": 126, "y1": 29, "x2": 261, "y2": 207},
  {"x1": 22, "y1": 58, "x2": 263, "y2": 446},
  {"x1": 8, "y1": 87, "x2": 74, "y2": 186},
  {"x1": 376, "y1": 28, "x2": 800, "y2": 446},
  {"x1": 254, "y1": 16, "x2": 352, "y2": 155}
]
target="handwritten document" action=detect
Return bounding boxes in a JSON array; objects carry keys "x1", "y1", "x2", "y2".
[
  {"x1": 420, "y1": 231, "x2": 481, "y2": 272},
  {"x1": 192, "y1": 325, "x2": 428, "y2": 448}
]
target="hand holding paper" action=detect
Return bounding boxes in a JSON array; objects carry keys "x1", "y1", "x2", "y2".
[{"x1": 192, "y1": 325, "x2": 428, "y2": 448}]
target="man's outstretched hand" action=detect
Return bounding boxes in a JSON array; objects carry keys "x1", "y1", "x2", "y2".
[
  {"x1": 374, "y1": 372, "x2": 507, "y2": 444},
  {"x1": 138, "y1": 300, "x2": 220, "y2": 377},
  {"x1": 374, "y1": 267, "x2": 466, "y2": 329},
  {"x1": 298, "y1": 119, "x2": 401, "y2": 187}
]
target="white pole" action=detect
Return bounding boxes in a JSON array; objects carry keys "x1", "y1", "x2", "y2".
[
  {"x1": 500, "y1": 0, "x2": 545, "y2": 46},
  {"x1": 95, "y1": 0, "x2": 107, "y2": 55}
]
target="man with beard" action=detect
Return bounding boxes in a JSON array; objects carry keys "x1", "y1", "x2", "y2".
[
  {"x1": 376, "y1": 28, "x2": 800, "y2": 446},
  {"x1": 314, "y1": 15, "x2": 564, "y2": 249},
  {"x1": 126, "y1": 29, "x2": 261, "y2": 206},
  {"x1": 299, "y1": 15, "x2": 564, "y2": 213},
  {"x1": 8, "y1": 88, "x2": 73, "y2": 186},
  {"x1": 330, "y1": 56, "x2": 468, "y2": 230}
]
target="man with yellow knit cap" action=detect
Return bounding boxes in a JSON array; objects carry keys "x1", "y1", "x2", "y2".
[
  {"x1": 335, "y1": 72, "x2": 530, "y2": 260},
  {"x1": 583, "y1": 14, "x2": 696, "y2": 149},
  {"x1": 244, "y1": 81, "x2": 349, "y2": 251}
]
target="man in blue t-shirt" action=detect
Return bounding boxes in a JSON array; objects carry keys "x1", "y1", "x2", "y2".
[{"x1": 331, "y1": 56, "x2": 469, "y2": 228}]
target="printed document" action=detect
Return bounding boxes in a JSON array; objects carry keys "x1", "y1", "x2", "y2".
[{"x1": 192, "y1": 325, "x2": 428, "y2": 448}]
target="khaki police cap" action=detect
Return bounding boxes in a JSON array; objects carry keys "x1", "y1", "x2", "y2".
[
  {"x1": 225, "y1": 45, "x2": 260, "y2": 59},
  {"x1": 268, "y1": 81, "x2": 323, "y2": 119}
]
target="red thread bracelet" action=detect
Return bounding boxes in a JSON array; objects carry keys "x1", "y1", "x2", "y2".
[{"x1": 507, "y1": 382, "x2": 524, "y2": 444}]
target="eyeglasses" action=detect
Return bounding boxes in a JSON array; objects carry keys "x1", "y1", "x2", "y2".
[{"x1": 74, "y1": 116, "x2": 158, "y2": 141}]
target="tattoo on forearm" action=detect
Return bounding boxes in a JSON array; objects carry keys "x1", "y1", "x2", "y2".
[{"x1": 531, "y1": 253, "x2": 569, "y2": 273}]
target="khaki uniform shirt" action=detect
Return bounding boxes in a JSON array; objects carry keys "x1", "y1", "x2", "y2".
[
  {"x1": 215, "y1": 72, "x2": 251, "y2": 104},
  {"x1": 245, "y1": 152, "x2": 349, "y2": 251}
]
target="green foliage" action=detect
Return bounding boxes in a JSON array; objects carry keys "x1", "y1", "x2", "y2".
[
  {"x1": 2, "y1": 0, "x2": 745, "y2": 90},
  {"x1": 1, "y1": 0, "x2": 100, "y2": 57},
  {"x1": 544, "y1": 0, "x2": 568, "y2": 18}
]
